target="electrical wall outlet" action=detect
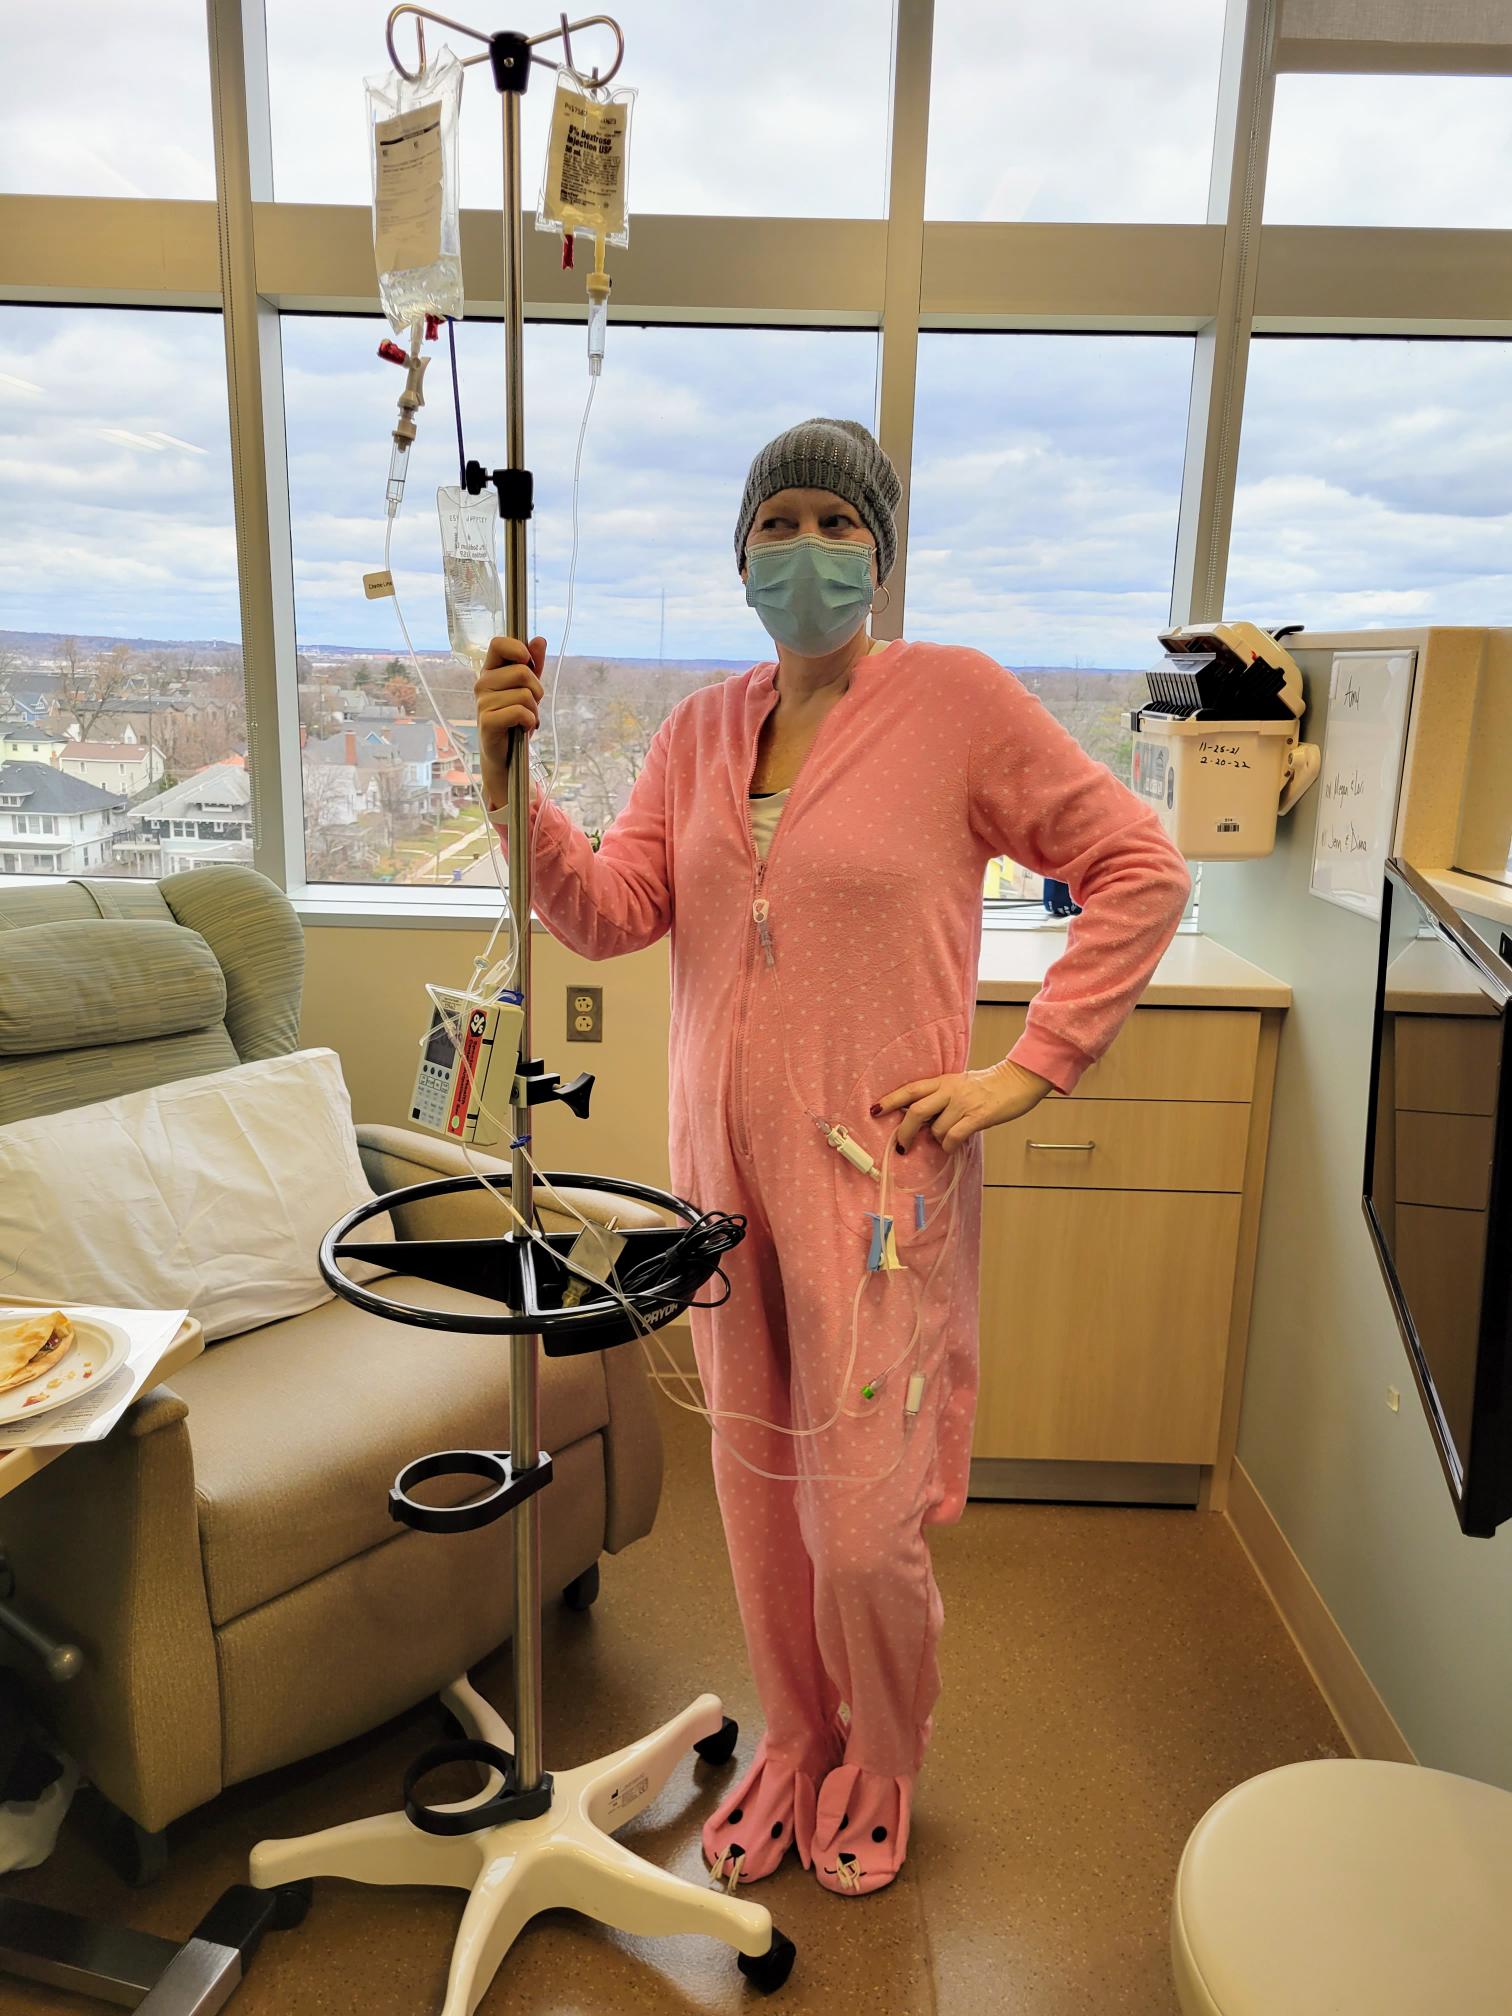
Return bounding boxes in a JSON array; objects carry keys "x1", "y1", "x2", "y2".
[{"x1": 567, "y1": 984, "x2": 602, "y2": 1042}]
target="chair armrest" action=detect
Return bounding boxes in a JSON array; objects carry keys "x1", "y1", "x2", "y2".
[
  {"x1": 355, "y1": 1122, "x2": 675, "y2": 1243},
  {"x1": 121, "y1": 1382, "x2": 190, "y2": 1439},
  {"x1": 0, "y1": 1380, "x2": 221, "y2": 1833},
  {"x1": 356, "y1": 1121, "x2": 506, "y2": 1193}
]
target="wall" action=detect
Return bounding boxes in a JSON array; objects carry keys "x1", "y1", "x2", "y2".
[
  {"x1": 1201, "y1": 643, "x2": 1512, "y2": 1792},
  {"x1": 301, "y1": 922, "x2": 674, "y2": 1188}
]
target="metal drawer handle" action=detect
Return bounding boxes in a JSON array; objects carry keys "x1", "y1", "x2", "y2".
[{"x1": 1025, "y1": 1140, "x2": 1097, "y2": 1152}]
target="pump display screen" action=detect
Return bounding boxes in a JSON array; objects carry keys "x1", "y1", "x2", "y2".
[{"x1": 424, "y1": 1015, "x2": 455, "y2": 1069}]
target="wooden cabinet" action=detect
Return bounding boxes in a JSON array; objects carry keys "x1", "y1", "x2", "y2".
[
  {"x1": 967, "y1": 999, "x2": 1281, "y2": 1510},
  {"x1": 976, "y1": 1189, "x2": 1241, "y2": 1464}
]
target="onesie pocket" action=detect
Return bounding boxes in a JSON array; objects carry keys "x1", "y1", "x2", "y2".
[{"x1": 829, "y1": 1013, "x2": 973, "y2": 1255}]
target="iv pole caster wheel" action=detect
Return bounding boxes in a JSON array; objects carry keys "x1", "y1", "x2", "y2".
[
  {"x1": 271, "y1": 1879, "x2": 313, "y2": 1930},
  {"x1": 737, "y1": 1925, "x2": 797, "y2": 1994},
  {"x1": 694, "y1": 1715, "x2": 739, "y2": 1767},
  {"x1": 561, "y1": 1560, "x2": 600, "y2": 1611}
]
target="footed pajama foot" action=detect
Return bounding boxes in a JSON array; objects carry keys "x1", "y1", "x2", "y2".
[
  {"x1": 810, "y1": 1764, "x2": 913, "y2": 1896},
  {"x1": 703, "y1": 1717, "x2": 845, "y2": 1888}
]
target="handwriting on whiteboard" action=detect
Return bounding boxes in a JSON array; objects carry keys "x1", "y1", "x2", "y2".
[{"x1": 1310, "y1": 650, "x2": 1415, "y2": 918}]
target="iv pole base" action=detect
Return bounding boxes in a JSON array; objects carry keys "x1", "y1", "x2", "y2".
[{"x1": 248, "y1": 1678, "x2": 793, "y2": 2013}]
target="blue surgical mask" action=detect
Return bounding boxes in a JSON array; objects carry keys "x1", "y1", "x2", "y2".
[{"x1": 744, "y1": 534, "x2": 874, "y2": 657}]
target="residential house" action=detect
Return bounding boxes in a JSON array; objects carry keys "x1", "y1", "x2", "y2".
[
  {"x1": 59, "y1": 726, "x2": 166, "y2": 797},
  {"x1": 116, "y1": 760, "x2": 254, "y2": 875},
  {"x1": 4, "y1": 694, "x2": 51, "y2": 727},
  {"x1": 0, "y1": 760, "x2": 124, "y2": 875},
  {"x1": 299, "y1": 755, "x2": 381, "y2": 828},
  {"x1": 0, "y1": 722, "x2": 67, "y2": 766},
  {"x1": 305, "y1": 723, "x2": 444, "y2": 816}
]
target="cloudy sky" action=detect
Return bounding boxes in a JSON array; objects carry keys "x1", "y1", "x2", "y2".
[{"x1": 4, "y1": 3, "x2": 1512, "y2": 678}]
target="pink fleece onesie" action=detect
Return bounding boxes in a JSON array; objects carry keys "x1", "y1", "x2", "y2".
[{"x1": 510, "y1": 639, "x2": 1191, "y2": 1890}]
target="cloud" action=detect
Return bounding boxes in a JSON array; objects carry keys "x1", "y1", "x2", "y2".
[
  {"x1": 1228, "y1": 339, "x2": 1512, "y2": 630},
  {"x1": 1267, "y1": 74, "x2": 1512, "y2": 229}
]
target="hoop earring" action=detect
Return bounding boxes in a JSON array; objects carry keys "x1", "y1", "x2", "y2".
[{"x1": 875, "y1": 582, "x2": 893, "y2": 614}]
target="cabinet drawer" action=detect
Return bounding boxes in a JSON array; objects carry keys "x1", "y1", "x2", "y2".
[
  {"x1": 983, "y1": 1097, "x2": 1249, "y2": 1192},
  {"x1": 971, "y1": 1003, "x2": 1259, "y2": 1104},
  {"x1": 973, "y1": 1187, "x2": 1240, "y2": 1465},
  {"x1": 1395, "y1": 1014, "x2": 1501, "y2": 1117}
]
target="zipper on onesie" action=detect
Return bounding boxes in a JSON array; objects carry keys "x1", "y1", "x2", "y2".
[{"x1": 729, "y1": 855, "x2": 767, "y2": 1157}]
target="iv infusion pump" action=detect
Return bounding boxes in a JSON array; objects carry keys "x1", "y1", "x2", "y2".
[{"x1": 410, "y1": 989, "x2": 525, "y2": 1146}]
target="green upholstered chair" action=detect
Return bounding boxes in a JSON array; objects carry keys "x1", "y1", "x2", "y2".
[{"x1": 0, "y1": 867, "x2": 664, "y2": 1871}]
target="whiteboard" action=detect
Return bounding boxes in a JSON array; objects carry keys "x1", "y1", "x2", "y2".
[{"x1": 1309, "y1": 649, "x2": 1416, "y2": 920}]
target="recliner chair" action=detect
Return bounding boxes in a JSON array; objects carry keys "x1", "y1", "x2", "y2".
[{"x1": 0, "y1": 866, "x2": 664, "y2": 1870}]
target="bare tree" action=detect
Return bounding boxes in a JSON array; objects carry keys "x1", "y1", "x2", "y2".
[{"x1": 52, "y1": 640, "x2": 135, "y2": 740}]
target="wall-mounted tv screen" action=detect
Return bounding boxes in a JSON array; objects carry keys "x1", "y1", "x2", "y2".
[{"x1": 1363, "y1": 861, "x2": 1512, "y2": 1537}]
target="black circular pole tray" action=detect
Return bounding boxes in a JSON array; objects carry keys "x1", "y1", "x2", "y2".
[{"x1": 319, "y1": 1171, "x2": 738, "y2": 1354}]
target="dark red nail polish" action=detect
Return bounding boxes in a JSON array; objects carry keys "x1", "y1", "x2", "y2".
[
  {"x1": 897, "y1": 1141, "x2": 908, "y2": 1156},
  {"x1": 869, "y1": 1104, "x2": 882, "y2": 1117}
]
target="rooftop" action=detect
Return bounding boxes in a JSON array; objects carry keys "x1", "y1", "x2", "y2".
[
  {"x1": 0, "y1": 759, "x2": 126, "y2": 814},
  {"x1": 129, "y1": 761, "x2": 252, "y2": 818},
  {"x1": 61, "y1": 741, "x2": 154, "y2": 763}
]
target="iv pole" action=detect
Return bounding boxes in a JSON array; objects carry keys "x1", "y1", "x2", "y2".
[
  {"x1": 247, "y1": 14, "x2": 798, "y2": 2006},
  {"x1": 385, "y1": 4, "x2": 627, "y2": 1798}
]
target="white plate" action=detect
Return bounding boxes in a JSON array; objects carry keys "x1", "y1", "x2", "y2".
[{"x1": 0, "y1": 1316, "x2": 130, "y2": 1426}]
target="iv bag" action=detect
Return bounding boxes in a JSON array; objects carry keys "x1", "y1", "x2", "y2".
[
  {"x1": 367, "y1": 48, "x2": 465, "y2": 334},
  {"x1": 536, "y1": 67, "x2": 635, "y2": 250},
  {"x1": 438, "y1": 486, "x2": 504, "y2": 670}
]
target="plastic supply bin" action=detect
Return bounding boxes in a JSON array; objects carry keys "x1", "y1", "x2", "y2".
[{"x1": 1129, "y1": 714, "x2": 1301, "y2": 861}]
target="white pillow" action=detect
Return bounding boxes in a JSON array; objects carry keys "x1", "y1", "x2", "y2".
[{"x1": 0, "y1": 1049, "x2": 393, "y2": 1342}]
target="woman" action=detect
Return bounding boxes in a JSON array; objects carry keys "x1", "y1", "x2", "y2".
[{"x1": 475, "y1": 417, "x2": 1191, "y2": 1898}]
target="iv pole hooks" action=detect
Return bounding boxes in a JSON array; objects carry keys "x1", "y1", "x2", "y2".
[{"x1": 386, "y1": 5, "x2": 626, "y2": 88}]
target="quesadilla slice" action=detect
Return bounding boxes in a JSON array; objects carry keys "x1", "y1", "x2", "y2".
[{"x1": 0, "y1": 1311, "x2": 75, "y2": 1394}]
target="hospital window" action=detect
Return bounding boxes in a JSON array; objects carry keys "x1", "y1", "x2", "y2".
[
  {"x1": 925, "y1": 0, "x2": 1227, "y2": 223},
  {"x1": 908, "y1": 330, "x2": 1194, "y2": 916},
  {"x1": 1265, "y1": 75, "x2": 1512, "y2": 229},
  {"x1": 1232, "y1": 335, "x2": 1512, "y2": 887},
  {"x1": 264, "y1": 0, "x2": 891, "y2": 218},
  {"x1": 283, "y1": 315, "x2": 878, "y2": 887},
  {"x1": 1229, "y1": 338, "x2": 1512, "y2": 637},
  {"x1": 1, "y1": 0, "x2": 215, "y2": 199},
  {"x1": 0, "y1": 305, "x2": 246, "y2": 882}
]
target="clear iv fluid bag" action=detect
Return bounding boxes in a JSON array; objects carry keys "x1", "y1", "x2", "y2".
[
  {"x1": 536, "y1": 67, "x2": 635, "y2": 250},
  {"x1": 438, "y1": 487, "x2": 504, "y2": 669},
  {"x1": 367, "y1": 49, "x2": 464, "y2": 334}
]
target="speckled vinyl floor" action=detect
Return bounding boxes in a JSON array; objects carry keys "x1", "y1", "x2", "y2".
[{"x1": 0, "y1": 1400, "x2": 1344, "y2": 2015}]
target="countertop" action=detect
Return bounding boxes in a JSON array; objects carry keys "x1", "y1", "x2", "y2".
[{"x1": 977, "y1": 929, "x2": 1291, "y2": 1009}]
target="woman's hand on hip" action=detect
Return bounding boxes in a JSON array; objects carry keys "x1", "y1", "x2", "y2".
[{"x1": 875, "y1": 1059, "x2": 1054, "y2": 1155}]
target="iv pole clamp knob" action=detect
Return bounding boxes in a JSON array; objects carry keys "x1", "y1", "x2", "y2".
[{"x1": 489, "y1": 30, "x2": 534, "y2": 92}]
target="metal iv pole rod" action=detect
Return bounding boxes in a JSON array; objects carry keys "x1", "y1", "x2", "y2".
[{"x1": 497, "y1": 55, "x2": 544, "y2": 1799}]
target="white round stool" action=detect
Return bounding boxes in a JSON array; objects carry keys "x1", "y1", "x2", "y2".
[{"x1": 1171, "y1": 1758, "x2": 1512, "y2": 2016}]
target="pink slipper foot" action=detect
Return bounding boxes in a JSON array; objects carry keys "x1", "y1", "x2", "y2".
[
  {"x1": 810, "y1": 1763, "x2": 913, "y2": 1896},
  {"x1": 702, "y1": 1714, "x2": 846, "y2": 1889}
]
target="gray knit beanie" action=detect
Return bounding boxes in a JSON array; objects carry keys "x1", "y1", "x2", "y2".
[{"x1": 734, "y1": 417, "x2": 901, "y2": 583}]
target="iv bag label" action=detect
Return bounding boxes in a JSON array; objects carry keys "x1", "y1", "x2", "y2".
[
  {"x1": 362, "y1": 569, "x2": 395, "y2": 600},
  {"x1": 544, "y1": 88, "x2": 628, "y2": 237},
  {"x1": 374, "y1": 101, "x2": 444, "y2": 273}
]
